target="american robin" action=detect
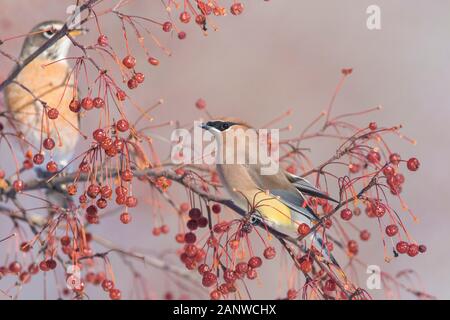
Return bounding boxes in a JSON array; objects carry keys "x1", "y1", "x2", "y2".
[{"x1": 4, "y1": 20, "x2": 84, "y2": 169}]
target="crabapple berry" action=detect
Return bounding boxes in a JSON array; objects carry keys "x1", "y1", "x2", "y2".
[
  {"x1": 179, "y1": 11, "x2": 191, "y2": 23},
  {"x1": 340, "y1": 208, "x2": 353, "y2": 221},
  {"x1": 122, "y1": 55, "x2": 136, "y2": 69},
  {"x1": 385, "y1": 224, "x2": 399, "y2": 237},
  {"x1": 97, "y1": 34, "x2": 108, "y2": 46},
  {"x1": 407, "y1": 158, "x2": 420, "y2": 171},
  {"x1": 396, "y1": 241, "x2": 409, "y2": 254},
  {"x1": 162, "y1": 21, "x2": 172, "y2": 32},
  {"x1": 230, "y1": 3, "x2": 244, "y2": 15},
  {"x1": 148, "y1": 57, "x2": 159, "y2": 66}
]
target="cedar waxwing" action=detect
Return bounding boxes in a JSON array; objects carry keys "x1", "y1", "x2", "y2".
[
  {"x1": 4, "y1": 21, "x2": 85, "y2": 208},
  {"x1": 201, "y1": 119, "x2": 338, "y2": 262}
]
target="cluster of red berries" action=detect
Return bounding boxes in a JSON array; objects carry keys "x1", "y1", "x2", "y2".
[
  {"x1": 101, "y1": 279, "x2": 121, "y2": 300},
  {"x1": 0, "y1": 260, "x2": 39, "y2": 284},
  {"x1": 201, "y1": 255, "x2": 263, "y2": 300},
  {"x1": 152, "y1": 224, "x2": 170, "y2": 236},
  {"x1": 121, "y1": 55, "x2": 148, "y2": 90},
  {"x1": 179, "y1": 243, "x2": 206, "y2": 271},
  {"x1": 395, "y1": 241, "x2": 426, "y2": 257},
  {"x1": 177, "y1": 207, "x2": 209, "y2": 245},
  {"x1": 69, "y1": 96, "x2": 106, "y2": 113}
]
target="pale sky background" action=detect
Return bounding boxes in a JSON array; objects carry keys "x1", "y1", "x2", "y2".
[{"x1": 0, "y1": 0, "x2": 449, "y2": 299}]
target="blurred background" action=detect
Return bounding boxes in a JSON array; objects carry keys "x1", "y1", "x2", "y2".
[{"x1": 0, "y1": 0, "x2": 449, "y2": 299}]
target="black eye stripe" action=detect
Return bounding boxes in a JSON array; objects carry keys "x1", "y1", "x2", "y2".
[{"x1": 207, "y1": 121, "x2": 235, "y2": 131}]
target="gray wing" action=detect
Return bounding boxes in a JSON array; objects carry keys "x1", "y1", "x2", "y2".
[
  {"x1": 285, "y1": 172, "x2": 339, "y2": 203},
  {"x1": 245, "y1": 164, "x2": 321, "y2": 222}
]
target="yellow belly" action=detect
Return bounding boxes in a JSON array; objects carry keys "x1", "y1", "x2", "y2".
[{"x1": 251, "y1": 190, "x2": 293, "y2": 228}]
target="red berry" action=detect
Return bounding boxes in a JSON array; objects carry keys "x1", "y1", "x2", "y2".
[
  {"x1": 189, "y1": 208, "x2": 202, "y2": 219},
  {"x1": 297, "y1": 223, "x2": 310, "y2": 236},
  {"x1": 230, "y1": 3, "x2": 244, "y2": 15},
  {"x1": 162, "y1": 21, "x2": 172, "y2": 32},
  {"x1": 184, "y1": 232, "x2": 196, "y2": 244},
  {"x1": 178, "y1": 31, "x2": 186, "y2": 40},
  {"x1": 93, "y1": 128, "x2": 107, "y2": 142},
  {"x1": 46, "y1": 259, "x2": 57, "y2": 270},
  {"x1": 385, "y1": 224, "x2": 399, "y2": 237},
  {"x1": 87, "y1": 184, "x2": 101, "y2": 198},
  {"x1": 347, "y1": 240, "x2": 358, "y2": 255},
  {"x1": 116, "y1": 90, "x2": 126, "y2": 101},
  {"x1": 81, "y1": 97, "x2": 94, "y2": 110},
  {"x1": 187, "y1": 219, "x2": 198, "y2": 230},
  {"x1": 120, "y1": 212, "x2": 132, "y2": 224},
  {"x1": 287, "y1": 289, "x2": 297, "y2": 300},
  {"x1": 60, "y1": 236, "x2": 70, "y2": 246},
  {"x1": 210, "y1": 290, "x2": 221, "y2": 300},
  {"x1": 69, "y1": 99, "x2": 81, "y2": 113},
  {"x1": 33, "y1": 153, "x2": 44, "y2": 165},
  {"x1": 127, "y1": 78, "x2": 138, "y2": 89},
  {"x1": 97, "y1": 34, "x2": 108, "y2": 46},
  {"x1": 134, "y1": 72, "x2": 145, "y2": 83},
  {"x1": 101, "y1": 185, "x2": 113, "y2": 198},
  {"x1": 389, "y1": 153, "x2": 401, "y2": 165},
  {"x1": 235, "y1": 262, "x2": 248, "y2": 275},
  {"x1": 121, "y1": 169, "x2": 133, "y2": 182},
  {"x1": 13, "y1": 180, "x2": 24, "y2": 192},
  {"x1": 195, "y1": 14, "x2": 206, "y2": 25},
  {"x1": 407, "y1": 244, "x2": 419, "y2": 257},
  {"x1": 396, "y1": 241, "x2": 409, "y2": 254},
  {"x1": 340, "y1": 208, "x2": 353, "y2": 221},
  {"x1": 383, "y1": 165, "x2": 395, "y2": 177},
  {"x1": 211, "y1": 203, "x2": 221, "y2": 214},
  {"x1": 195, "y1": 98, "x2": 206, "y2": 110},
  {"x1": 360, "y1": 230, "x2": 370, "y2": 241},
  {"x1": 367, "y1": 150, "x2": 381, "y2": 164},
  {"x1": 93, "y1": 97, "x2": 105, "y2": 108},
  {"x1": 407, "y1": 157, "x2": 420, "y2": 171},
  {"x1": 179, "y1": 11, "x2": 191, "y2": 23},
  {"x1": 300, "y1": 260, "x2": 312, "y2": 273},
  {"x1": 19, "y1": 272, "x2": 31, "y2": 283},
  {"x1": 46, "y1": 161, "x2": 58, "y2": 173},
  {"x1": 369, "y1": 122, "x2": 377, "y2": 131},
  {"x1": 47, "y1": 108, "x2": 59, "y2": 119},
  {"x1": 43, "y1": 137, "x2": 55, "y2": 150},
  {"x1": 418, "y1": 244, "x2": 427, "y2": 253},
  {"x1": 197, "y1": 217, "x2": 208, "y2": 228},
  {"x1": 263, "y1": 247, "x2": 276, "y2": 260},
  {"x1": 102, "y1": 279, "x2": 114, "y2": 291},
  {"x1": 9, "y1": 261, "x2": 22, "y2": 273},
  {"x1": 148, "y1": 57, "x2": 159, "y2": 66},
  {"x1": 28, "y1": 263, "x2": 39, "y2": 275},
  {"x1": 246, "y1": 268, "x2": 257, "y2": 280},
  {"x1": 116, "y1": 119, "x2": 129, "y2": 132},
  {"x1": 324, "y1": 280, "x2": 336, "y2": 292},
  {"x1": 202, "y1": 272, "x2": 217, "y2": 287},
  {"x1": 122, "y1": 55, "x2": 136, "y2": 69},
  {"x1": 39, "y1": 261, "x2": 49, "y2": 272},
  {"x1": 248, "y1": 256, "x2": 262, "y2": 268},
  {"x1": 152, "y1": 227, "x2": 161, "y2": 236}
]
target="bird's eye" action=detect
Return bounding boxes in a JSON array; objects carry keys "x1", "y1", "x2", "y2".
[
  {"x1": 43, "y1": 29, "x2": 55, "y2": 38},
  {"x1": 221, "y1": 123, "x2": 230, "y2": 130}
]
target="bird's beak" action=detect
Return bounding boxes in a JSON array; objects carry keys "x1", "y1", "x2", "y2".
[
  {"x1": 68, "y1": 27, "x2": 88, "y2": 37},
  {"x1": 200, "y1": 123, "x2": 210, "y2": 130}
]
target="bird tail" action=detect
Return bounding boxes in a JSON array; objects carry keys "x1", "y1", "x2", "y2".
[{"x1": 312, "y1": 232, "x2": 340, "y2": 268}]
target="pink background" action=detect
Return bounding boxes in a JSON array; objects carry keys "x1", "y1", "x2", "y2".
[{"x1": 0, "y1": 0, "x2": 449, "y2": 299}]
